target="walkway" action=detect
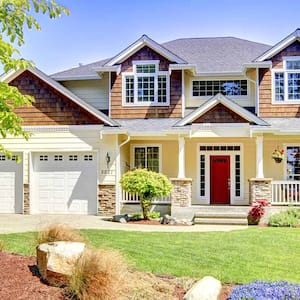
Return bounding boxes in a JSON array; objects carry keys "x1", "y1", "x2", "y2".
[{"x1": 0, "y1": 214, "x2": 248, "y2": 234}]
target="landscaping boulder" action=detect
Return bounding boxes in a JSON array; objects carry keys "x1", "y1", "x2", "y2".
[
  {"x1": 112, "y1": 214, "x2": 129, "y2": 222},
  {"x1": 183, "y1": 276, "x2": 222, "y2": 300},
  {"x1": 36, "y1": 241, "x2": 85, "y2": 287}
]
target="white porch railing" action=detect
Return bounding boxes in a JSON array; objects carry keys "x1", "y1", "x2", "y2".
[
  {"x1": 271, "y1": 181, "x2": 300, "y2": 205},
  {"x1": 121, "y1": 190, "x2": 171, "y2": 204}
]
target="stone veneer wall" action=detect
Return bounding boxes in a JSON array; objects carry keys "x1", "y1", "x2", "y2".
[
  {"x1": 249, "y1": 178, "x2": 272, "y2": 204},
  {"x1": 23, "y1": 184, "x2": 30, "y2": 214},
  {"x1": 98, "y1": 184, "x2": 116, "y2": 215},
  {"x1": 170, "y1": 178, "x2": 192, "y2": 207}
]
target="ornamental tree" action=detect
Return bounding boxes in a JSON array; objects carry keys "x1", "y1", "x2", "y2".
[
  {"x1": 0, "y1": 0, "x2": 69, "y2": 158},
  {"x1": 120, "y1": 169, "x2": 173, "y2": 220}
]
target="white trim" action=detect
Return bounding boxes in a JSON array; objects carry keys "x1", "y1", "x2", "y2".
[
  {"x1": 108, "y1": 71, "x2": 111, "y2": 118},
  {"x1": 0, "y1": 67, "x2": 119, "y2": 127},
  {"x1": 256, "y1": 68, "x2": 259, "y2": 115},
  {"x1": 176, "y1": 93, "x2": 268, "y2": 126},
  {"x1": 130, "y1": 144, "x2": 162, "y2": 173},
  {"x1": 51, "y1": 74, "x2": 101, "y2": 81},
  {"x1": 122, "y1": 61, "x2": 170, "y2": 106},
  {"x1": 181, "y1": 70, "x2": 185, "y2": 118},
  {"x1": 283, "y1": 143, "x2": 300, "y2": 180},
  {"x1": 255, "y1": 29, "x2": 300, "y2": 62},
  {"x1": 104, "y1": 35, "x2": 186, "y2": 66},
  {"x1": 92, "y1": 65, "x2": 121, "y2": 75},
  {"x1": 22, "y1": 125, "x2": 104, "y2": 132},
  {"x1": 196, "y1": 143, "x2": 244, "y2": 205},
  {"x1": 178, "y1": 137, "x2": 185, "y2": 178}
]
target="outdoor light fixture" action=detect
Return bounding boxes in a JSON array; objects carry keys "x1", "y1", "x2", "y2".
[{"x1": 106, "y1": 152, "x2": 111, "y2": 167}]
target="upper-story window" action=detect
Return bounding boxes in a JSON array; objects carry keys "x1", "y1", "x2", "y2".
[
  {"x1": 122, "y1": 60, "x2": 169, "y2": 106},
  {"x1": 273, "y1": 56, "x2": 300, "y2": 102},
  {"x1": 192, "y1": 80, "x2": 248, "y2": 97}
]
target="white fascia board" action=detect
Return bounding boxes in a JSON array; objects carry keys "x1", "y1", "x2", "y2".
[
  {"x1": 243, "y1": 61, "x2": 272, "y2": 70},
  {"x1": 255, "y1": 29, "x2": 300, "y2": 62},
  {"x1": 22, "y1": 124, "x2": 104, "y2": 132},
  {"x1": 1, "y1": 67, "x2": 119, "y2": 127},
  {"x1": 92, "y1": 65, "x2": 121, "y2": 74},
  {"x1": 51, "y1": 74, "x2": 101, "y2": 81},
  {"x1": 104, "y1": 35, "x2": 186, "y2": 66},
  {"x1": 169, "y1": 64, "x2": 196, "y2": 71}
]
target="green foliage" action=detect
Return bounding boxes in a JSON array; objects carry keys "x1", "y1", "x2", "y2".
[
  {"x1": 268, "y1": 208, "x2": 300, "y2": 227},
  {"x1": 0, "y1": 1, "x2": 69, "y2": 156},
  {"x1": 148, "y1": 211, "x2": 160, "y2": 219},
  {"x1": 120, "y1": 169, "x2": 172, "y2": 219}
]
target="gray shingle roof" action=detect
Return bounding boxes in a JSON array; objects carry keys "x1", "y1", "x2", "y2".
[
  {"x1": 51, "y1": 36, "x2": 271, "y2": 79},
  {"x1": 163, "y1": 37, "x2": 270, "y2": 73}
]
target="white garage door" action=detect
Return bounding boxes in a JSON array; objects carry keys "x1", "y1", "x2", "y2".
[
  {"x1": 32, "y1": 152, "x2": 97, "y2": 214},
  {"x1": 0, "y1": 154, "x2": 23, "y2": 213}
]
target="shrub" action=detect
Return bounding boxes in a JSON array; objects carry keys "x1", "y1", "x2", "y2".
[
  {"x1": 36, "y1": 223, "x2": 86, "y2": 245},
  {"x1": 148, "y1": 211, "x2": 160, "y2": 219},
  {"x1": 120, "y1": 169, "x2": 172, "y2": 220},
  {"x1": 248, "y1": 199, "x2": 269, "y2": 224},
  {"x1": 228, "y1": 280, "x2": 300, "y2": 300},
  {"x1": 67, "y1": 248, "x2": 127, "y2": 300},
  {"x1": 269, "y1": 208, "x2": 300, "y2": 227}
]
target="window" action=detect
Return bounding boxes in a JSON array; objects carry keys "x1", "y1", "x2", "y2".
[
  {"x1": 123, "y1": 61, "x2": 169, "y2": 105},
  {"x1": 133, "y1": 146, "x2": 160, "y2": 172},
  {"x1": 192, "y1": 80, "x2": 247, "y2": 97},
  {"x1": 274, "y1": 57, "x2": 300, "y2": 102},
  {"x1": 287, "y1": 146, "x2": 300, "y2": 180}
]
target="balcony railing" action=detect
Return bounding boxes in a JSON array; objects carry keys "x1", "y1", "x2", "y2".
[
  {"x1": 121, "y1": 190, "x2": 171, "y2": 204},
  {"x1": 271, "y1": 180, "x2": 300, "y2": 205}
]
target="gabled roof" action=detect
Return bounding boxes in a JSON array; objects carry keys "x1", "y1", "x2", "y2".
[
  {"x1": 103, "y1": 34, "x2": 187, "y2": 67},
  {"x1": 255, "y1": 28, "x2": 300, "y2": 62},
  {"x1": 51, "y1": 35, "x2": 270, "y2": 79},
  {"x1": 0, "y1": 67, "x2": 119, "y2": 127},
  {"x1": 175, "y1": 93, "x2": 269, "y2": 126}
]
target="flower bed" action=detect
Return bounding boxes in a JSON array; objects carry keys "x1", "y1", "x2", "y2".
[{"x1": 228, "y1": 280, "x2": 300, "y2": 300}]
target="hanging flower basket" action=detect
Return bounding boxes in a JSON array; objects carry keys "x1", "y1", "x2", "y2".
[{"x1": 272, "y1": 148, "x2": 284, "y2": 163}]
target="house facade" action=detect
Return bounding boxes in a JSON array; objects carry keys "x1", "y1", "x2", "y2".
[{"x1": 1, "y1": 29, "x2": 300, "y2": 216}]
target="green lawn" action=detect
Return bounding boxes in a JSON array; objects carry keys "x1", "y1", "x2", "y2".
[{"x1": 1, "y1": 227, "x2": 299, "y2": 284}]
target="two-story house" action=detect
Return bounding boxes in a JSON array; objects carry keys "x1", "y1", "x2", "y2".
[{"x1": 1, "y1": 29, "x2": 300, "y2": 219}]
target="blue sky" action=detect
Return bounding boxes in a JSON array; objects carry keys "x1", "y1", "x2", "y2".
[{"x1": 19, "y1": 0, "x2": 300, "y2": 74}]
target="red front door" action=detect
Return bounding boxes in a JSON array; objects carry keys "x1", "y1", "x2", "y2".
[{"x1": 210, "y1": 155, "x2": 230, "y2": 204}]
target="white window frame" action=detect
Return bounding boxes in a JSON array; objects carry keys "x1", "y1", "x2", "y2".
[
  {"x1": 284, "y1": 143, "x2": 300, "y2": 180},
  {"x1": 122, "y1": 60, "x2": 170, "y2": 106},
  {"x1": 131, "y1": 144, "x2": 162, "y2": 173},
  {"x1": 191, "y1": 78, "x2": 249, "y2": 99},
  {"x1": 196, "y1": 143, "x2": 244, "y2": 205},
  {"x1": 272, "y1": 56, "x2": 300, "y2": 104}
]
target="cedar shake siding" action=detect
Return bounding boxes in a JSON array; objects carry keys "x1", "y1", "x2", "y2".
[
  {"x1": 110, "y1": 46, "x2": 182, "y2": 118},
  {"x1": 10, "y1": 71, "x2": 103, "y2": 125},
  {"x1": 192, "y1": 103, "x2": 248, "y2": 123},
  {"x1": 259, "y1": 41, "x2": 300, "y2": 117}
]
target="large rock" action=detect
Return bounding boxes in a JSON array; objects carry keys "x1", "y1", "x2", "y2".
[
  {"x1": 37, "y1": 241, "x2": 85, "y2": 286},
  {"x1": 183, "y1": 276, "x2": 222, "y2": 300}
]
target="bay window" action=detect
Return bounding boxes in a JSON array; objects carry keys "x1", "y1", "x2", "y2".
[
  {"x1": 123, "y1": 61, "x2": 169, "y2": 105},
  {"x1": 273, "y1": 57, "x2": 300, "y2": 102}
]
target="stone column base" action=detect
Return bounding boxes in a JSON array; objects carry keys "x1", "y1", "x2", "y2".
[
  {"x1": 249, "y1": 178, "x2": 272, "y2": 204},
  {"x1": 98, "y1": 184, "x2": 116, "y2": 215},
  {"x1": 170, "y1": 178, "x2": 192, "y2": 207},
  {"x1": 23, "y1": 184, "x2": 30, "y2": 214}
]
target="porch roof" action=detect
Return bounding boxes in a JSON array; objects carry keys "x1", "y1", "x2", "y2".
[{"x1": 261, "y1": 118, "x2": 300, "y2": 134}]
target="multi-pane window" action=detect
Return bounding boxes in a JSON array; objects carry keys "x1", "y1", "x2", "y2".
[
  {"x1": 123, "y1": 61, "x2": 169, "y2": 105},
  {"x1": 287, "y1": 146, "x2": 300, "y2": 180},
  {"x1": 200, "y1": 155, "x2": 205, "y2": 197},
  {"x1": 134, "y1": 146, "x2": 160, "y2": 173},
  {"x1": 274, "y1": 57, "x2": 300, "y2": 101},
  {"x1": 235, "y1": 155, "x2": 241, "y2": 197},
  {"x1": 192, "y1": 80, "x2": 247, "y2": 97}
]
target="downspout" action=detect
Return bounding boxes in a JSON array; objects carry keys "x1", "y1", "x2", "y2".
[{"x1": 115, "y1": 134, "x2": 130, "y2": 214}]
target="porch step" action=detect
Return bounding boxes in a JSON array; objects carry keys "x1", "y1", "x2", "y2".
[{"x1": 193, "y1": 210, "x2": 248, "y2": 225}]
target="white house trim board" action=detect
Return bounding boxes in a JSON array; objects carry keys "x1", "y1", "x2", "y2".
[
  {"x1": 176, "y1": 93, "x2": 268, "y2": 126},
  {"x1": 104, "y1": 34, "x2": 186, "y2": 66},
  {"x1": 255, "y1": 28, "x2": 300, "y2": 62},
  {"x1": 1, "y1": 67, "x2": 119, "y2": 127},
  {"x1": 196, "y1": 143, "x2": 244, "y2": 205}
]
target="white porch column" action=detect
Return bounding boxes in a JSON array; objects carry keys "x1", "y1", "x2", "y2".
[
  {"x1": 178, "y1": 136, "x2": 185, "y2": 178},
  {"x1": 256, "y1": 135, "x2": 264, "y2": 178},
  {"x1": 115, "y1": 135, "x2": 121, "y2": 215}
]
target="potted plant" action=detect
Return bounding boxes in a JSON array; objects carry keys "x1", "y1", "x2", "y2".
[
  {"x1": 248, "y1": 199, "x2": 269, "y2": 225},
  {"x1": 272, "y1": 148, "x2": 284, "y2": 163}
]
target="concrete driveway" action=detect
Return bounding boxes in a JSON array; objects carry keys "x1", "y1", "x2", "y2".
[{"x1": 0, "y1": 214, "x2": 248, "y2": 234}]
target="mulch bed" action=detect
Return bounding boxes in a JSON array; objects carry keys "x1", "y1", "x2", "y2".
[
  {"x1": 127, "y1": 219, "x2": 190, "y2": 226},
  {"x1": 0, "y1": 251, "x2": 233, "y2": 299}
]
